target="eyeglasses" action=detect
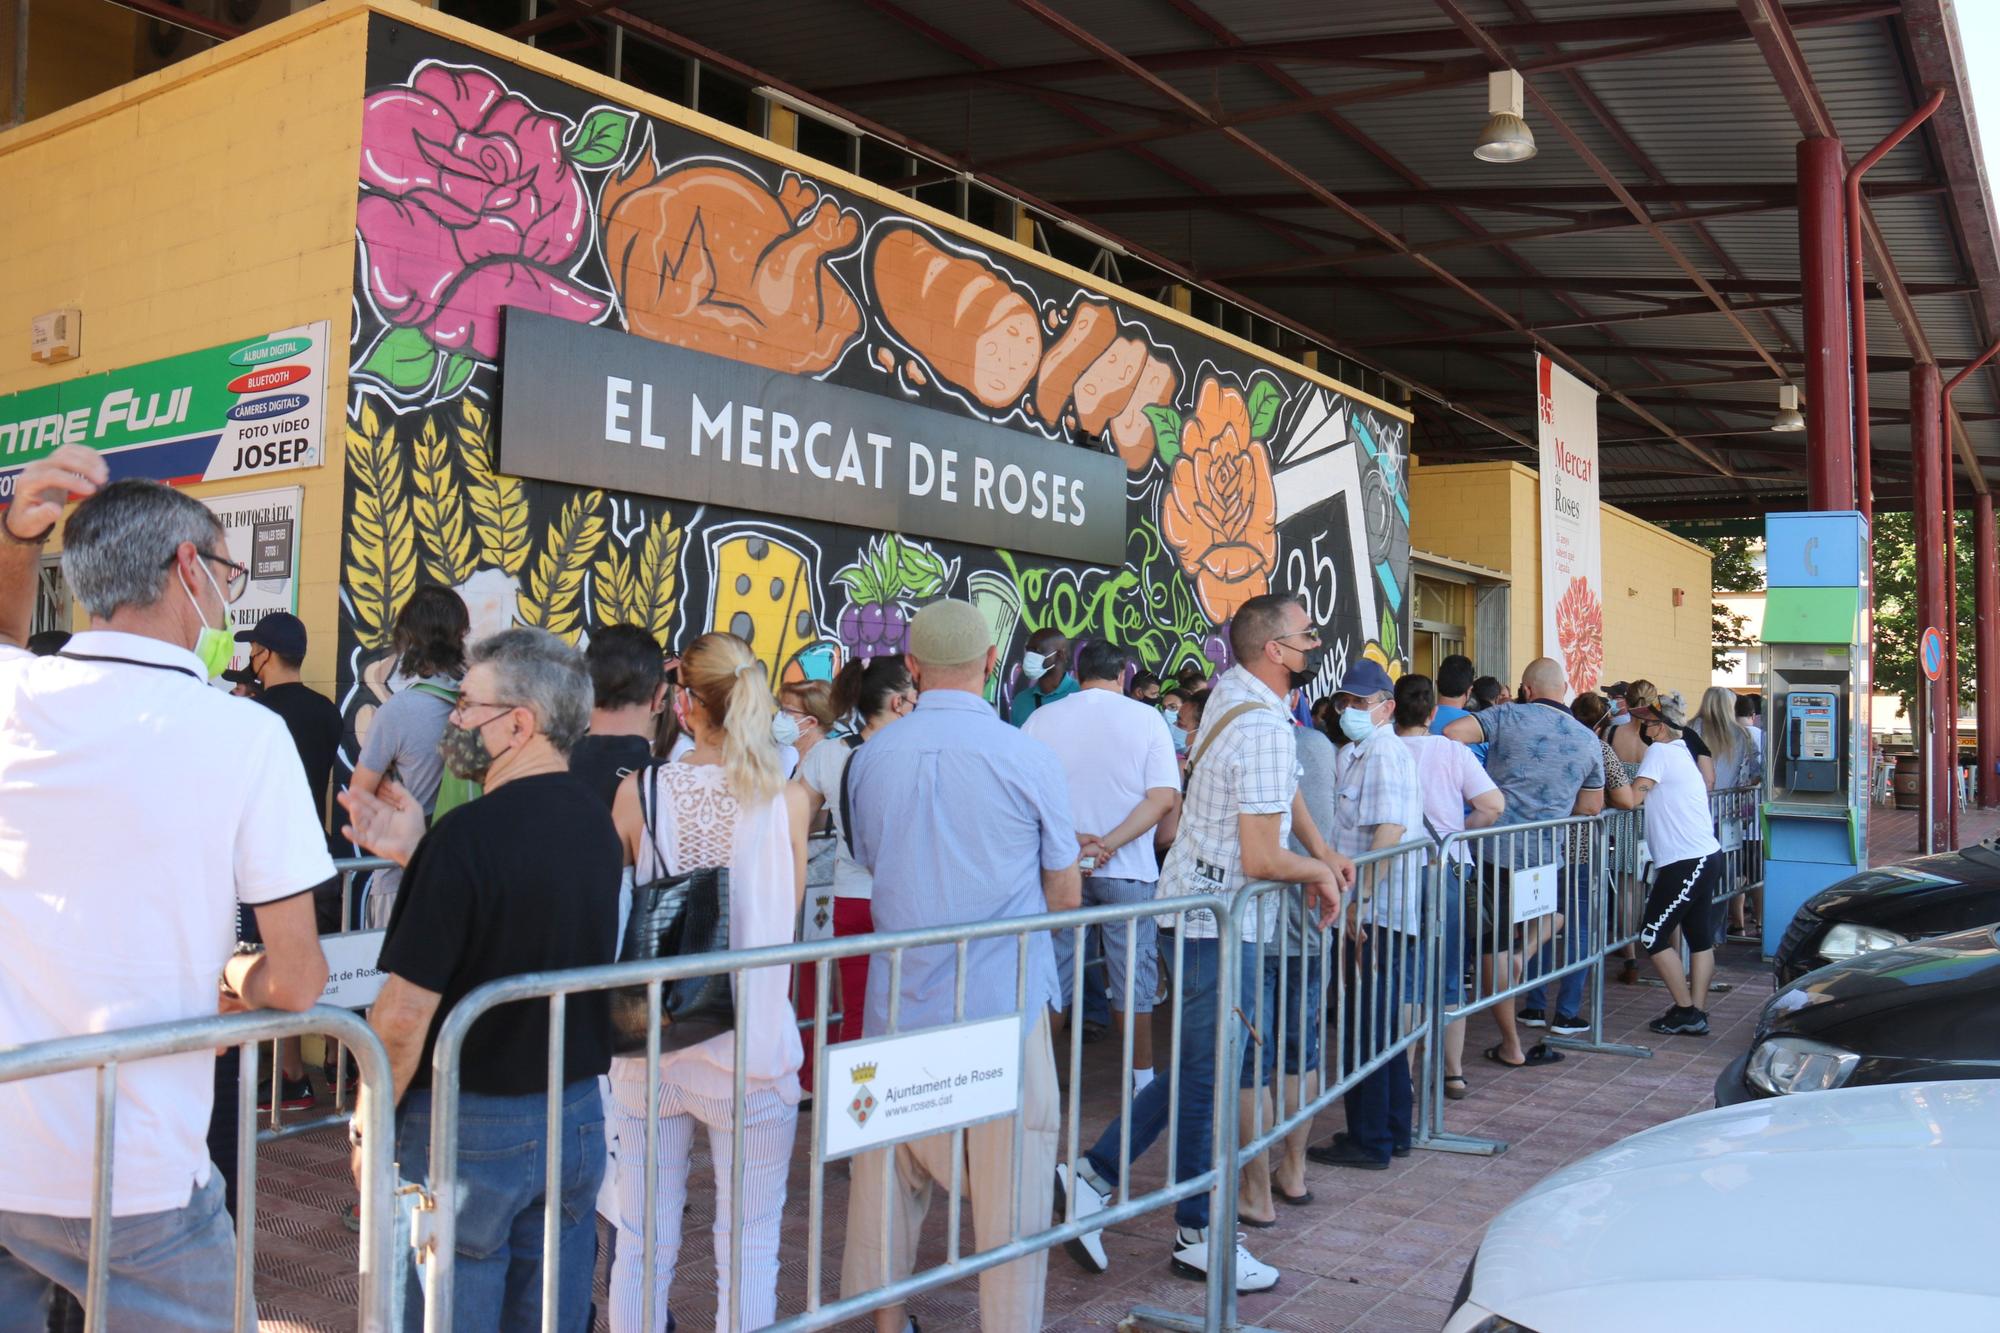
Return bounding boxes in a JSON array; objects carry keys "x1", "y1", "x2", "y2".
[
  {"x1": 449, "y1": 696, "x2": 519, "y2": 724},
  {"x1": 1275, "y1": 630, "x2": 1322, "y2": 648},
  {"x1": 164, "y1": 550, "x2": 249, "y2": 604}
]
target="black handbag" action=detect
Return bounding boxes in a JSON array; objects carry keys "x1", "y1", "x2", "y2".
[{"x1": 607, "y1": 762, "x2": 735, "y2": 1056}]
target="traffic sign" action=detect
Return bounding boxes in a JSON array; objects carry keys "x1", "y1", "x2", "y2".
[{"x1": 1921, "y1": 626, "x2": 1945, "y2": 681}]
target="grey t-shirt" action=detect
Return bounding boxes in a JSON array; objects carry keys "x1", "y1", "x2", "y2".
[
  {"x1": 356, "y1": 674, "x2": 457, "y2": 924},
  {"x1": 1280, "y1": 724, "x2": 1338, "y2": 954}
]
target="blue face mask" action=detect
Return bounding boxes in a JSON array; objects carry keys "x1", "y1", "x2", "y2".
[{"x1": 1339, "y1": 706, "x2": 1378, "y2": 743}]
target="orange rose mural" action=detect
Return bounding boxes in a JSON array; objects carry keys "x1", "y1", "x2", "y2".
[{"x1": 1157, "y1": 373, "x2": 1284, "y2": 624}]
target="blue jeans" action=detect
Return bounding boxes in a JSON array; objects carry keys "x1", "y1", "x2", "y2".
[
  {"x1": 1523, "y1": 867, "x2": 1592, "y2": 1017},
  {"x1": 1084, "y1": 936, "x2": 1253, "y2": 1230},
  {"x1": 0, "y1": 1169, "x2": 237, "y2": 1333},
  {"x1": 1242, "y1": 939, "x2": 1323, "y2": 1084},
  {"x1": 396, "y1": 1081, "x2": 605, "y2": 1333},
  {"x1": 1341, "y1": 932, "x2": 1415, "y2": 1164}
]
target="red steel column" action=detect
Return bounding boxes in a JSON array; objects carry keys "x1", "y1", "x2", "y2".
[
  {"x1": 1978, "y1": 493, "x2": 2000, "y2": 808},
  {"x1": 1912, "y1": 363, "x2": 1949, "y2": 851},
  {"x1": 1800, "y1": 137, "x2": 1853, "y2": 511}
]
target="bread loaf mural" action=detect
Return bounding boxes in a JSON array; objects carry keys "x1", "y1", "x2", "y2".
[
  {"x1": 340, "y1": 26, "x2": 1408, "y2": 774},
  {"x1": 870, "y1": 226, "x2": 1041, "y2": 411}
]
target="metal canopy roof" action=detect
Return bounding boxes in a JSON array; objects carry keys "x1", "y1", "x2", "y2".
[{"x1": 493, "y1": 0, "x2": 2000, "y2": 519}]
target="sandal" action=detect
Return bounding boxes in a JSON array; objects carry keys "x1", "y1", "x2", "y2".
[
  {"x1": 1521, "y1": 1042, "x2": 1565, "y2": 1066},
  {"x1": 1482, "y1": 1044, "x2": 1524, "y2": 1069},
  {"x1": 1443, "y1": 1075, "x2": 1470, "y2": 1101},
  {"x1": 1276, "y1": 1186, "x2": 1314, "y2": 1207}
]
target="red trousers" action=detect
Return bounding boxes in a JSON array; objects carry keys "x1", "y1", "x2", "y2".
[{"x1": 797, "y1": 896, "x2": 873, "y2": 1093}]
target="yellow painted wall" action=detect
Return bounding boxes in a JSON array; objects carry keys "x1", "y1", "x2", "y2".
[
  {"x1": 1410, "y1": 459, "x2": 1712, "y2": 700},
  {"x1": 0, "y1": 7, "x2": 367, "y2": 695}
]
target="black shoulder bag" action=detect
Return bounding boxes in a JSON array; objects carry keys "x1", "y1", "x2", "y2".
[{"x1": 607, "y1": 761, "x2": 736, "y2": 1056}]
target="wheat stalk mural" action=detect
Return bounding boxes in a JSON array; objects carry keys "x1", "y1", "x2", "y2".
[
  {"x1": 635, "y1": 508, "x2": 683, "y2": 643},
  {"x1": 456, "y1": 398, "x2": 530, "y2": 576},
  {"x1": 520, "y1": 489, "x2": 607, "y2": 641},
  {"x1": 344, "y1": 401, "x2": 417, "y2": 651},
  {"x1": 411, "y1": 413, "x2": 477, "y2": 587}
]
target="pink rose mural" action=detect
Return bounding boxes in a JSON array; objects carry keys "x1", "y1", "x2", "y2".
[{"x1": 355, "y1": 61, "x2": 629, "y2": 396}]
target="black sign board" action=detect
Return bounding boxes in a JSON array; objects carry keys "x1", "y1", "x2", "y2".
[
  {"x1": 496, "y1": 311, "x2": 1127, "y2": 565},
  {"x1": 251, "y1": 519, "x2": 293, "y2": 581}
]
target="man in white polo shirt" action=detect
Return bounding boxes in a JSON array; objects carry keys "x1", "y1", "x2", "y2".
[
  {"x1": 1023, "y1": 637, "x2": 1182, "y2": 1095},
  {"x1": 0, "y1": 445, "x2": 331, "y2": 1330}
]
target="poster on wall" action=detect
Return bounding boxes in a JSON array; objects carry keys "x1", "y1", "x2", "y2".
[
  {"x1": 334, "y1": 18, "x2": 1414, "y2": 765},
  {"x1": 202, "y1": 485, "x2": 302, "y2": 677},
  {"x1": 0, "y1": 322, "x2": 329, "y2": 503},
  {"x1": 1537, "y1": 354, "x2": 1602, "y2": 697}
]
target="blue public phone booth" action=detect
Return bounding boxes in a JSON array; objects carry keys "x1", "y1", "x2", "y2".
[{"x1": 1760, "y1": 512, "x2": 1871, "y2": 957}]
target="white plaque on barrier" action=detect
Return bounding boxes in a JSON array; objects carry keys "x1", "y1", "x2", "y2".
[
  {"x1": 321, "y1": 930, "x2": 387, "y2": 1010},
  {"x1": 820, "y1": 1014, "x2": 1021, "y2": 1160},
  {"x1": 1511, "y1": 863, "x2": 1558, "y2": 925},
  {"x1": 1721, "y1": 819, "x2": 1744, "y2": 853}
]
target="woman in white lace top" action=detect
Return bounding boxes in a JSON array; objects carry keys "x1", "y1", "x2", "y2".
[{"x1": 605, "y1": 632, "x2": 812, "y2": 1333}]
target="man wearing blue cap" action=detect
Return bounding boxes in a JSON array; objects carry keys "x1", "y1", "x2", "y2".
[{"x1": 1307, "y1": 659, "x2": 1424, "y2": 1170}]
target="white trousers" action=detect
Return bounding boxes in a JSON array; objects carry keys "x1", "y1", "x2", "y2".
[{"x1": 606, "y1": 1080, "x2": 799, "y2": 1333}]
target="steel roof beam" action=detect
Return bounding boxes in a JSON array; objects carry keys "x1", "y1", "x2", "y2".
[
  {"x1": 1233, "y1": 274, "x2": 1972, "y2": 297},
  {"x1": 1734, "y1": 0, "x2": 1987, "y2": 493},
  {"x1": 816, "y1": 2, "x2": 1895, "y2": 100},
  {"x1": 1354, "y1": 294, "x2": 1819, "y2": 348},
  {"x1": 1009, "y1": 0, "x2": 1731, "y2": 474},
  {"x1": 1061, "y1": 182, "x2": 1941, "y2": 212}
]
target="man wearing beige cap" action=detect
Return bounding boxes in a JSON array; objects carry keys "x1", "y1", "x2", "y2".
[{"x1": 839, "y1": 598, "x2": 1081, "y2": 1333}]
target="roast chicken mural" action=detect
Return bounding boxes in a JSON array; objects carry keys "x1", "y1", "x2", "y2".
[{"x1": 338, "y1": 28, "x2": 1409, "y2": 743}]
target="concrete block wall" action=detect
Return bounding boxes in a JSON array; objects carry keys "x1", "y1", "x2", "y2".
[{"x1": 0, "y1": 7, "x2": 368, "y2": 695}]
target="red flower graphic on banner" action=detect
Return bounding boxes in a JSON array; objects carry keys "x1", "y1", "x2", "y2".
[{"x1": 1555, "y1": 575, "x2": 1603, "y2": 694}]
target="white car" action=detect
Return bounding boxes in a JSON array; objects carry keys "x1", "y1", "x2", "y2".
[{"x1": 1443, "y1": 1081, "x2": 2000, "y2": 1332}]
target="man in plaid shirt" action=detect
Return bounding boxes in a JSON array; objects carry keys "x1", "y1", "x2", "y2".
[
  {"x1": 1306, "y1": 661, "x2": 1425, "y2": 1170},
  {"x1": 1058, "y1": 594, "x2": 1353, "y2": 1292}
]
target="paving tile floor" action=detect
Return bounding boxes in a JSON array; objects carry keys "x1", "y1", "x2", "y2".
[{"x1": 241, "y1": 938, "x2": 1772, "y2": 1332}]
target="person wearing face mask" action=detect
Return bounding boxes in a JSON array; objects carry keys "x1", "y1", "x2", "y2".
[
  {"x1": 349, "y1": 585, "x2": 471, "y2": 928},
  {"x1": 1158, "y1": 686, "x2": 1190, "y2": 755},
  {"x1": 339, "y1": 628, "x2": 622, "y2": 1331},
  {"x1": 1303, "y1": 661, "x2": 1424, "y2": 1171},
  {"x1": 1007, "y1": 626, "x2": 1078, "y2": 726},
  {"x1": 793, "y1": 656, "x2": 917, "y2": 1099},
  {"x1": 0, "y1": 455, "x2": 333, "y2": 1329},
  {"x1": 1062, "y1": 594, "x2": 1354, "y2": 1293},
  {"x1": 1623, "y1": 704, "x2": 1723, "y2": 1036}
]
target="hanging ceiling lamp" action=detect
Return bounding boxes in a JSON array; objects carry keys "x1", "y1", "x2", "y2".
[
  {"x1": 1474, "y1": 70, "x2": 1537, "y2": 163},
  {"x1": 1772, "y1": 383, "x2": 1806, "y2": 433}
]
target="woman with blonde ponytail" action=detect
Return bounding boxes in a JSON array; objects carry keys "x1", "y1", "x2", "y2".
[{"x1": 606, "y1": 632, "x2": 811, "y2": 1332}]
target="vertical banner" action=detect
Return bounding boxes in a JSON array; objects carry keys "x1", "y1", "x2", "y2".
[
  {"x1": 201, "y1": 485, "x2": 303, "y2": 677},
  {"x1": 1537, "y1": 355, "x2": 1603, "y2": 696}
]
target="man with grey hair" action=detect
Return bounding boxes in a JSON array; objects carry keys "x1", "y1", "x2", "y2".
[
  {"x1": 841, "y1": 598, "x2": 1080, "y2": 1333},
  {"x1": 0, "y1": 448, "x2": 332, "y2": 1329},
  {"x1": 340, "y1": 626, "x2": 620, "y2": 1331}
]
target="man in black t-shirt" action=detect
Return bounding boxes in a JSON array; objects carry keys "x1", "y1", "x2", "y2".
[
  {"x1": 233, "y1": 611, "x2": 345, "y2": 1113},
  {"x1": 570, "y1": 623, "x2": 667, "y2": 807},
  {"x1": 341, "y1": 628, "x2": 620, "y2": 1333}
]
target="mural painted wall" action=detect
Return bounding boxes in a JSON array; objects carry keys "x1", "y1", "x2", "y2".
[{"x1": 338, "y1": 17, "x2": 1410, "y2": 745}]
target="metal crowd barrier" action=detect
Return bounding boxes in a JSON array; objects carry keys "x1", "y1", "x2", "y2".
[
  {"x1": 0, "y1": 1006, "x2": 398, "y2": 1333},
  {"x1": 415, "y1": 894, "x2": 1232, "y2": 1333},
  {"x1": 1416, "y1": 814, "x2": 1652, "y2": 1156},
  {"x1": 1126, "y1": 840, "x2": 1433, "y2": 1333},
  {"x1": 1709, "y1": 784, "x2": 1762, "y2": 914},
  {"x1": 251, "y1": 855, "x2": 394, "y2": 1141}
]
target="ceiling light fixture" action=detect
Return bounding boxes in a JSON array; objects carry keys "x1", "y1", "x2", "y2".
[
  {"x1": 1474, "y1": 70, "x2": 1537, "y2": 163},
  {"x1": 1772, "y1": 383, "x2": 1806, "y2": 433}
]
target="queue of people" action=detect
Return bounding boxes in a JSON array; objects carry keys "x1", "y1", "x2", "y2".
[{"x1": 0, "y1": 442, "x2": 1749, "y2": 1331}]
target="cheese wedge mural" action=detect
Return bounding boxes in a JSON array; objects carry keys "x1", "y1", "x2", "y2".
[{"x1": 337, "y1": 17, "x2": 1408, "y2": 740}]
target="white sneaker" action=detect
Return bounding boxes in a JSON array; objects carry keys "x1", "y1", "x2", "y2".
[
  {"x1": 1054, "y1": 1162, "x2": 1110, "y2": 1274},
  {"x1": 1170, "y1": 1226, "x2": 1279, "y2": 1292}
]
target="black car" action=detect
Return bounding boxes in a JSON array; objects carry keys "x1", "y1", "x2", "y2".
[
  {"x1": 1773, "y1": 836, "x2": 2000, "y2": 984},
  {"x1": 1719, "y1": 925, "x2": 2000, "y2": 1105}
]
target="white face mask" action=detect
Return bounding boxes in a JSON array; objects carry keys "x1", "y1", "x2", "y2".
[
  {"x1": 1022, "y1": 650, "x2": 1056, "y2": 680},
  {"x1": 771, "y1": 712, "x2": 802, "y2": 747}
]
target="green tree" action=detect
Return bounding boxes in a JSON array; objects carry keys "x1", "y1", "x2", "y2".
[
  {"x1": 1695, "y1": 535, "x2": 1763, "y2": 672},
  {"x1": 1872, "y1": 510, "x2": 1976, "y2": 719}
]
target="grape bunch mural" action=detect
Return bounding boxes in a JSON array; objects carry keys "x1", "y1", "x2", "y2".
[{"x1": 337, "y1": 18, "x2": 1409, "y2": 753}]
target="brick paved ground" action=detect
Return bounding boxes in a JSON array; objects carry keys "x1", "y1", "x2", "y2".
[{"x1": 244, "y1": 936, "x2": 1769, "y2": 1333}]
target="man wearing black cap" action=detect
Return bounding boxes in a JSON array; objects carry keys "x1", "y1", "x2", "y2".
[{"x1": 234, "y1": 611, "x2": 343, "y2": 1113}]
